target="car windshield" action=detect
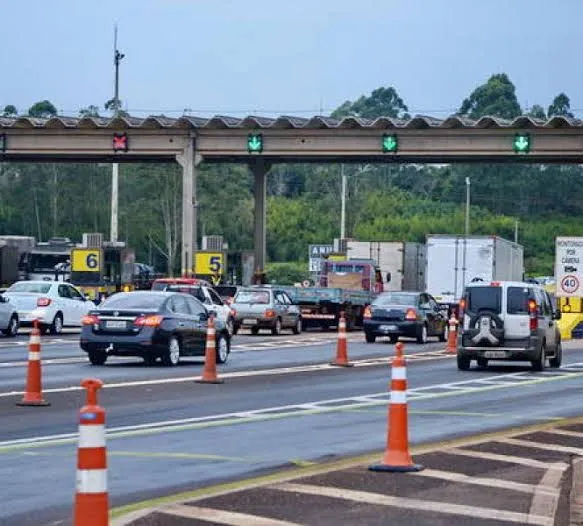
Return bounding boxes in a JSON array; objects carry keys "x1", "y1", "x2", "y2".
[
  {"x1": 234, "y1": 290, "x2": 270, "y2": 304},
  {"x1": 100, "y1": 293, "x2": 165, "y2": 310},
  {"x1": 6, "y1": 282, "x2": 52, "y2": 294},
  {"x1": 374, "y1": 293, "x2": 418, "y2": 306}
]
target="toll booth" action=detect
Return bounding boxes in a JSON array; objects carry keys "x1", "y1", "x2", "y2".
[{"x1": 70, "y1": 243, "x2": 135, "y2": 302}]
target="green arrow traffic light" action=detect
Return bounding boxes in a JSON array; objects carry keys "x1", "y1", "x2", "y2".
[
  {"x1": 513, "y1": 133, "x2": 531, "y2": 153},
  {"x1": 382, "y1": 134, "x2": 398, "y2": 153},
  {"x1": 247, "y1": 133, "x2": 263, "y2": 153}
]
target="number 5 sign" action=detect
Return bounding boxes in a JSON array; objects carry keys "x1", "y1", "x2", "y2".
[
  {"x1": 195, "y1": 252, "x2": 224, "y2": 275},
  {"x1": 71, "y1": 249, "x2": 101, "y2": 272}
]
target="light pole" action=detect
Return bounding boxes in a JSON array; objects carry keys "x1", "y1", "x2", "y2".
[
  {"x1": 340, "y1": 164, "x2": 373, "y2": 240},
  {"x1": 465, "y1": 177, "x2": 470, "y2": 236},
  {"x1": 110, "y1": 25, "x2": 125, "y2": 243}
]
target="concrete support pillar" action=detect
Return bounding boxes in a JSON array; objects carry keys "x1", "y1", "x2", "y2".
[
  {"x1": 251, "y1": 161, "x2": 271, "y2": 273},
  {"x1": 177, "y1": 138, "x2": 199, "y2": 277}
]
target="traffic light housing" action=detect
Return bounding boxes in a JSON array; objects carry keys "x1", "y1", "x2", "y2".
[
  {"x1": 0, "y1": 134, "x2": 5, "y2": 152},
  {"x1": 247, "y1": 133, "x2": 263, "y2": 153},
  {"x1": 382, "y1": 134, "x2": 398, "y2": 153},
  {"x1": 113, "y1": 132, "x2": 129, "y2": 152},
  {"x1": 513, "y1": 133, "x2": 531, "y2": 154}
]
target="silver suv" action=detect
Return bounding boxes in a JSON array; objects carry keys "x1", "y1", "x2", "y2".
[{"x1": 458, "y1": 281, "x2": 562, "y2": 371}]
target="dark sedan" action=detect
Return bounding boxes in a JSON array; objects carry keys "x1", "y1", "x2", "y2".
[
  {"x1": 363, "y1": 291, "x2": 448, "y2": 344},
  {"x1": 79, "y1": 291, "x2": 230, "y2": 366}
]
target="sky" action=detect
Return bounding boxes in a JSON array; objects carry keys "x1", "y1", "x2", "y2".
[{"x1": 2, "y1": 0, "x2": 582, "y2": 119}]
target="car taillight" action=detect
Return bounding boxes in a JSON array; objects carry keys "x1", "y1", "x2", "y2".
[
  {"x1": 528, "y1": 299, "x2": 538, "y2": 330},
  {"x1": 37, "y1": 297, "x2": 51, "y2": 307},
  {"x1": 405, "y1": 308, "x2": 417, "y2": 320},
  {"x1": 230, "y1": 308, "x2": 237, "y2": 317},
  {"x1": 264, "y1": 309, "x2": 276, "y2": 318},
  {"x1": 458, "y1": 298, "x2": 466, "y2": 319},
  {"x1": 134, "y1": 315, "x2": 163, "y2": 327},
  {"x1": 81, "y1": 315, "x2": 99, "y2": 326},
  {"x1": 363, "y1": 306, "x2": 372, "y2": 319}
]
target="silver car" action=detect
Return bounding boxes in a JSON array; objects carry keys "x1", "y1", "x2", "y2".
[
  {"x1": 0, "y1": 294, "x2": 19, "y2": 337},
  {"x1": 231, "y1": 287, "x2": 302, "y2": 335}
]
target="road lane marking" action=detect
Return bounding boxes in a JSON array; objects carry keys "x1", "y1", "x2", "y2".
[
  {"x1": 273, "y1": 483, "x2": 553, "y2": 525},
  {"x1": 528, "y1": 463, "x2": 566, "y2": 523},
  {"x1": 161, "y1": 505, "x2": 303, "y2": 526},
  {"x1": 411, "y1": 468, "x2": 559, "y2": 495},
  {"x1": 443, "y1": 449, "x2": 569, "y2": 469},
  {"x1": 499, "y1": 437, "x2": 583, "y2": 455},
  {"x1": 544, "y1": 428, "x2": 583, "y2": 439}
]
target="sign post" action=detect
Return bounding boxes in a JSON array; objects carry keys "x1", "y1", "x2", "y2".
[{"x1": 555, "y1": 237, "x2": 583, "y2": 297}]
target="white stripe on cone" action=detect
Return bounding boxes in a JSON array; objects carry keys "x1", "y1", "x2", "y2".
[
  {"x1": 30, "y1": 336, "x2": 41, "y2": 345},
  {"x1": 392, "y1": 366, "x2": 407, "y2": 380},
  {"x1": 28, "y1": 351, "x2": 40, "y2": 361},
  {"x1": 76, "y1": 469, "x2": 107, "y2": 493},
  {"x1": 390, "y1": 391, "x2": 407, "y2": 404},
  {"x1": 78, "y1": 425, "x2": 106, "y2": 448}
]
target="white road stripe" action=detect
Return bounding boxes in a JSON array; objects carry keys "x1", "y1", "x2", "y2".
[
  {"x1": 528, "y1": 463, "x2": 566, "y2": 522},
  {"x1": 274, "y1": 483, "x2": 553, "y2": 525},
  {"x1": 163, "y1": 505, "x2": 303, "y2": 525},
  {"x1": 500, "y1": 438, "x2": 583, "y2": 455},
  {"x1": 544, "y1": 429, "x2": 583, "y2": 439},
  {"x1": 445, "y1": 448, "x2": 569, "y2": 469}
]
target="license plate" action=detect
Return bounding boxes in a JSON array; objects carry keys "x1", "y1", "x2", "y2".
[
  {"x1": 242, "y1": 318, "x2": 258, "y2": 325},
  {"x1": 379, "y1": 325, "x2": 398, "y2": 331},
  {"x1": 105, "y1": 320, "x2": 126, "y2": 329},
  {"x1": 484, "y1": 351, "x2": 507, "y2": 359}
]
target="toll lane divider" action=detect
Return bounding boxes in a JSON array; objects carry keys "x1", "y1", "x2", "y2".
[{"x1": 4, "y1": 363, "x2": 583, "y2": 453}]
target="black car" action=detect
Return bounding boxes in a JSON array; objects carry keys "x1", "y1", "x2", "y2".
[
  {"x1": 363, "y1": 291, "x2": 448, "y2": 344},
  {"x1": 79, "y1": 291, "x2": 230, "y2": 366}
]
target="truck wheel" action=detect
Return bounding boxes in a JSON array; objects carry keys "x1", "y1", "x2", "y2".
[
  {"x1": 457, "y1": 354, "x2": 471, "y2": 370},
  {"x1": 365, "y1": 332, "x2": 376, "y2": 343},
  {"x1": 88, "y1": 351, "x2": 107, "y2": 366}
]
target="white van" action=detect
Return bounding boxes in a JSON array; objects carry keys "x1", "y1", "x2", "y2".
[{"x1": 458, "y1": 281, "x2": 562, "y2": 371}]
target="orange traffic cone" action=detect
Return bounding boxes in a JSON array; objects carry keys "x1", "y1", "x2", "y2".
[
  {"x1": 196, "y1": 315, "x2": 224, "y2": 384},
  {"x1": 369, "y1": 342, "x2": 423, "y2": 472},
  {"x1": 74, "y1": 378, "x2": 108, "y2": 526},
  {"x1": 17, "y1": 320, "x2": 50, "y2": 406},
  {"x1": 446, "y1": 313, "x2": 458, "y2": 354},
  {"x1": 330, "y1": 312, "x2": 353, "y2": 367}
]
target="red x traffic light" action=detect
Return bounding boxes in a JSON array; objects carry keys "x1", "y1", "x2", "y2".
[{"x1": 112, "y1": 132, "x2": 128, "y2": 152}]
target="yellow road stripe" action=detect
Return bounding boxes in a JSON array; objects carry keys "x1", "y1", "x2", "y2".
[{"x1": 163, "y1": 505, "x2": 303, "y2": 525}]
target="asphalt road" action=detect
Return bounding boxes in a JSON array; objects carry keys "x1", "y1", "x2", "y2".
[{"x1": 2, "y1": 329, "x2": 583, "y2": 525}]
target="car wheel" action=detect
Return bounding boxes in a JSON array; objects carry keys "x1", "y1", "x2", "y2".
[
  {"x1": 416, "y1": 324, "x2": 428, "y2": 344},
  {"x1": 50, "y1": 313, "x2": 63, "y2": 335},
  {"x1": 439, "y1": 324, "x2": 448, "y2": 342},
  {"x1": 365, "y1": 332, "x2": 376, "y2": 343},
  {"x1": 389, "y1": 335, "x2": 399, "y2": 344},
  {"x1": 531, "y1": 343, "x2": 546, "y2": 372},
  {"x1": 292, "y1": 318, "x2": 302, "y2": 335},
  {"x1": 88, "y1": 350, "x2": 107, "y2": 365},
  {"x1": 477, "y1": 357, "x2": 488, "y2": 368},
  {"x1": 250, "y1": 326, "x2": 259, "y2": 335},
  {"x1": 549, "y1": 341, "x2": 562, "y2": 368},
  {"x1": 161, "y1": 336, "x2": 181, "y2": 366},
  {"x1": 271, "y1": 318, "x2": 282, "y2": 336},
  {"x1": 1, "y1": 315, "x2": 19, "y2": 337},
  {"x1": 216, "y1": 333, "x2": 230, "y2": 364},
  {"x1": 457, "y1": 354, "x2": 471, "y2": 370}
]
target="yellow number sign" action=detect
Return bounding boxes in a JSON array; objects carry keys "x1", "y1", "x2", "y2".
[
  {"x1": 194, "y1": 252, "x2": 224, "y2": 275},
  {"x1": 72, "y1": 249, "x2": 101, "y2": 272}
]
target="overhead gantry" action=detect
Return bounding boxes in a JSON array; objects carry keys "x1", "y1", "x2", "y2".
[{"x1": 1, "y1": 113, "x2": 583, "y2": 276}]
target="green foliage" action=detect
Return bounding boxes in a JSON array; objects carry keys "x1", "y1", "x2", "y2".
[
  {"x1": 458, "y1": 73, "x2": 522, "y2": 119},
  {"x1": 547, "y1": 93, "x2": 574, "y2": 118},
  {"x1": 27, "y1": 100, "x2": 57, "y2": 118},
  {"x1": 331, "y1": 86, "x2": 409, "y2": 119},
  {"x1": 79, "y1": 105, "x2": 100, "y2": 118},
  {"x1": 265, "y1": 262, "x2": 311, "y2": 285},
  {"x1": 528, "y1": 104, "x2": 546, "y2": 120},
  {"x1": 2, "y1": 105, "x2": 17, "y2": 117}
]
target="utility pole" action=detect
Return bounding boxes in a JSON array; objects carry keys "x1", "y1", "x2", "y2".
[
  {"x1": 340, "y1": 164, "x2": 346, "y2": 240},
  {"x1": 110, "y1": 24, "x2": 125, "y2": 243},
  {"x1": 514, "y1": 219, "x2": 519, "y2": 243},
  {"x1": 465, "y1": 177, "x2": 471, "y2": 236}
]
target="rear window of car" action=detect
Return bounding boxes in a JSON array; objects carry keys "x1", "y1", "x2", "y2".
[
  {"x1": 374, "y1": 293, "x2": 418, "y2": 306},
  {"x1": 101, "y1": 293, "x2": 165, "y2": 310},
  {"x1": 507, "y1": 287, "x2": 531, "y2": 314},
  {"x1": 166, "y1": 286, "x2": 206, "y2": 302},
  {"x1": 466, "y1": 286, "x2": 502, "y2": 313},
  {"x1": 7, "y1": 282, "x2": 52, "y2": 294},
  {"x1": 234, "y1": 290, "x2": 270, "y2": 304}
]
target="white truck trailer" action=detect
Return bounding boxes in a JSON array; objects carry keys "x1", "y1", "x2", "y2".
[
  {"x1": 426, "y1": 235, "x2": 524, "y2": 304},
  {"x1": 346, "y1": 241, "x2": 426, "y2": 292}
]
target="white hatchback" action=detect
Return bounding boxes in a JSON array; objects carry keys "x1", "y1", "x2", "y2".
[{"x1": 3, "y1": 281, "x2": 93, "y2": 334}]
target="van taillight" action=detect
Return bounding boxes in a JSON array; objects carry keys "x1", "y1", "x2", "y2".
[
  {"x1": 405, "y1": 308, "x2": 417, "y2": 321},
  {"x1": 528, "y1": 299, "x2": 538, "y2": 330}
]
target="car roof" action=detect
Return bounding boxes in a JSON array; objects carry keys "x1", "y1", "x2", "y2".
[{"x1": 465, "y1": 280, "x2": 542, "y2": 289}]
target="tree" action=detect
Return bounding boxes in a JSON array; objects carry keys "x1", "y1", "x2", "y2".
[
  {"x1": 2, "y1": 105, "x2": 17, "y2": 117},
  {"x1": 458, "y1": 73, "x2": 522, "y2": 119},
  {"x1": 331, "y1": 86, "x2": 409, "y2": 120},
  {"x1": 527, "y1": 104, "x2": 546, "y2": 120},
  {"x1": 547, "y1": 93, "x2": 574, "y2": 118},
  {"x1": 27, "y1": 100, "x2": 58, "y2": 118},
  {"x1": 79, "y1": 105, "x2": 100, "y2": 118}
]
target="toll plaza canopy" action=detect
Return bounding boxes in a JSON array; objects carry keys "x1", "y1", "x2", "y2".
[{"x1": 1, "y1": 113, "x2": 583, "y2": 163}]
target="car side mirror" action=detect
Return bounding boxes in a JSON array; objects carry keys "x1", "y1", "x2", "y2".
[
  {"x1": 554, "y1": 309, "x2": 562, "y2": 320},
  {"x1": 0, "y1": 295, "x2": 6, "y2": 303},
  {"x1": 386, "y1": 272, "x2": 391, "y2": 283}
]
